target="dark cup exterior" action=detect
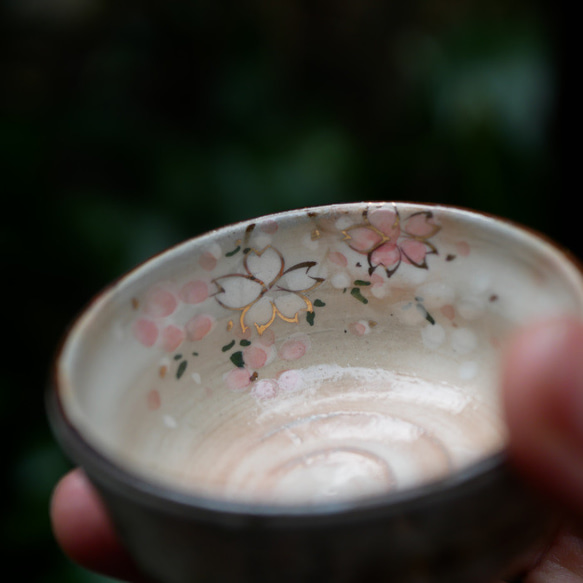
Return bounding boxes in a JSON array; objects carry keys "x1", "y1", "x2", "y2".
[{"x1": 48, "y1": 388, "x2": 554, "y2": 583}]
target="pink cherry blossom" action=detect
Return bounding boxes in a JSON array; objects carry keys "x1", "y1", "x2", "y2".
[{"x1": 342, "y1": 208, "x2": 440, "y2": 277}]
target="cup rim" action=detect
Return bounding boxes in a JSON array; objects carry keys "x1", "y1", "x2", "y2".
[{"x1": 46, "y1": 201, "x2": 583, "y2": 522}]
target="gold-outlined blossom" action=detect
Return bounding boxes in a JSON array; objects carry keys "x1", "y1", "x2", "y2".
[
  {"x1": 212, "y1": 246, "x2": 323, "y2": 334},
  {"x1": 342, "y1": 207, "x2": 441, "y2": 277}
]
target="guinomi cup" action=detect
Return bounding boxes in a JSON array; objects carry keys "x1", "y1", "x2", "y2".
[{"x1": 48, "y1": 202, "x2": 583, "y2": 583}]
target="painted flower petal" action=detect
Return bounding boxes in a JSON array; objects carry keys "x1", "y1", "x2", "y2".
[
  {"x1": 344, "y1": 226, "x2": 383, "y2": 254},
  {"x1": 403, "y1": 212, "x2": 440, "y2": 238},
  {"x1": 214, "y1": 275, "x2": 265, "y2": 310},
  {"x1": 245, "y1": 296, "x2": 277, "y2": 329},
  {"x1": 400, "y1": 239, "x2": 429, "y2": 267},
  {"x1": 244, "y1": 246, "x2": 284, "y2": 286},
  {"x1": 370, "y1": 242, "x2": 400, "y2": 268},
  {"x1": 278, "y1": 262, "x2": 322, "y2": 293},
  {"x1": 273, "y1": 292, "x2": 309, "y2": 320},
  {"x1": 369, "y1": 209, "x2": 400, "y2": 241}
]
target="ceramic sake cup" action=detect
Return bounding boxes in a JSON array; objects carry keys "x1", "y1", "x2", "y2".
[{"x1": 48, "y1": 202, "x2": 583, "y2": 583}]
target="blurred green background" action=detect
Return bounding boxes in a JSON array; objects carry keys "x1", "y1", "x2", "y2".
[{"x1": 1, "y1": 0, "x2": 569, "y2": 581}]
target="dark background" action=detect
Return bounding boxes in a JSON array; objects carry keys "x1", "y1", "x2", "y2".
[{"x1": 0, "y1": 1, "x2": 570, "y2": 581}]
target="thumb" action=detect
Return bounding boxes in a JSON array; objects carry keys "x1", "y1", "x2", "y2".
[{"x1": 502, "y1": 317, "x2": 583, "y2": 517}]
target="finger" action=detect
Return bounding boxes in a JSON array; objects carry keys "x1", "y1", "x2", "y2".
[
  {"x1": 523, "y1": 523, "x2": 583, "y2": 582},
  {"x1": 50, "y1": 468, "x2": 146, "y2": 582},
  {"x1": 502, "y1": 317, "x2": 583, "y2": 516}
]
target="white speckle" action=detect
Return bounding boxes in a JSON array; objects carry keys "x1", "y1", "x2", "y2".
[
  {"x1": 191, "y1": 372, "x2": 201, "y2": 384},
  {"x1": 112, "y1": 322, "x2": 125, "y2": 341},
  {"x1": 415, "y1": 282, "x2": 455, "y2": 308},
  {"x1": 451, "y1": 328, "x2": 478, "y2": 355},
  {"x1": 209, "y1": 243, "x2": 222, "y2": 259},
  {"x1": 396, "y1": 263, "x2": 429, "y2": 285},
  {"x1": 159, "y1": 356, "x2": 171, "y2": 368},
  {"x1": 331, "y1": 272, "x2": 351, "y2": 289},
  {"x1": 163, "y1": 415, "x2": 178, "y2": 429},
  {"x1": 394, "y1": 301, "x2": 425, "y2": 326},
  {"x1": 301, "y1": 232, "x2": 319, "y2": 250},
  {"x1": 459, "y1": 361, "x2": 478, "y2": 380},
  {"x1": 335, "y1": 216, "x2": 354, "y2": 230},
  {"x1": 371, "y1": 284, "x2": 389, "y2": 299},
  {"x1": 421, "y1": 323, "x2": 446, "y2": 350},
  {"x1": 469, "y1": 273, "x2": 491, "y2": 294},
  {"x1": 457, "y1": 296, "x2": 485, "y2": 321},
  {"x1": 252, "y1": 234, "x2": 272, "y2": 249}
]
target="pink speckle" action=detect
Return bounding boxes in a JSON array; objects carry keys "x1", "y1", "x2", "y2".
[
  {"x1": 441, "y1": 305, "x2": 455, "y2": 320},
  {"x1": 134, "y1": 319, "x2": 159, "y2": 347},
  {"x1": 147, "y1": 389, "x2": 161, "y2": 411},
  {"x1": 186, "y1": 314, "x2": 214, "y2": 341},
  {"x1": 260, "y1": 220, "x2": 278, "y2": 234},
  {"x1": 258, "y1": 328, "x2": 275, "y2": 347},
  {"x1": 400, "y1": 239, "x2": 427, "y2": 264},
  {"x1": 144, "y1": 288, "x2": 178, "y2": 318},
  {"x1": 226, "y1": 368, "x2": 252, "y2": 391},
  {"x1": 455, "y1": 241, "x2": 471, "y2": 257},
  {"x1": 371, "y1": 273, "x2": 384, "y2": 287},
  {"x1": 199, "y1": 252, "x2": 217, "y2": 272},
  {"x1": 252, "y1": 379, "x2": 278, "y2": 399},
  {"x1": 160, "y1": 325, "x2": 185, "y2": 352},
  {"x1": 349, "y1": 322, "x2": 367, "y2": 337},
  {"x1": 279, "y1": 338, "x2": 307, "y2": 361},
  {"x1": 180, "y1": 280, "x2": 209, "y2": 304},
  {"x1": 244, "y1": 346, "x2": 268, "y2": 369},
  {"x1": 235, "y1": 326, "x2": 252, "y2": 340},
  {"x1": 328, "y1": 251, "x2": 348, "y2": 267},
  {"x1": 277, "y1": 370, "x2": 301, "y2": 392}
]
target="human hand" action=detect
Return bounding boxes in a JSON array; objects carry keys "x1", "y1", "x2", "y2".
[{"x1": 50, "y1": 317, "x2": 583, "y2": 582}]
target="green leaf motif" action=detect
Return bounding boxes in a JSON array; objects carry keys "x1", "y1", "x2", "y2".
[
  {"x1": 230, "y1": 351, "x2": 245, "y2": 368},
  {"x1": 222, "y1": 340, "x2": 236, "y2": 352},
  {"x1": 354, "y1": 280, "x2": 371, "y2": 286},
  {"x1": 176, "y1": 360, "x2": 188, "y2": 379},
  {"x1": 350, "y1": 288, "x2": 369, "y2": 304},
  {"x1": 240, "y1": 339, "x2": 251, "y2": 346},
  {"x1": 314, "y1": 299, "x2": 326, "y2": 307},
  {"x1": 226, "y1": 246, "x2": 241, "y2": 257},
  {"x1": 306, "y1": 311, "x2": 315, "y2": 326}
]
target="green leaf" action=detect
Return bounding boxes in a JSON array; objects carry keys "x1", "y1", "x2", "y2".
[
  {"x1": 226, "y1": 245, "x2": 241, "y2": 257},
  {"x1": 222, "y1": 340, "x2": 236, "y2": 352},
  {"x1": 176, "y1": 360, "x2": 188, "y2": 379},
  {"x1": 314, "y1": 299, "x2": 326, "y2": 307},
  {"x1": 350, "y1": 288, "x2": 369, "y2": 304},
  {"x1": 354, "y1": 280, "x2": 371, "y2": 286},
  {"x1": 230, "y1": 351, "x2": 245, "y2": 368},
  {"x1": 307, "y1": 311, "x2": 315, "y2": 326},
  {"x1": 240, "y1": 339, "x2": 251, "y2": 346}
]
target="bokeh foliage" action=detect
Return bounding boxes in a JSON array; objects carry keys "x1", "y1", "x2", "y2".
[{"x1": 1, "y1": 1, "x2": 564, "y2": 581}]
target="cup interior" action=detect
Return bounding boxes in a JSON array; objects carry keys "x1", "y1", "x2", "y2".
[{"x1": 55, "y1": 203, "x2": 583, "y2": 506}]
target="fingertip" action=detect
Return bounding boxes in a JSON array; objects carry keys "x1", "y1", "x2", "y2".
[
  {"x1": 50, "y1": 468, "x2": 143, "y2": 581},
  {"x1": 502, "y1": 317, "x2": 583, "y2": 516}
]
